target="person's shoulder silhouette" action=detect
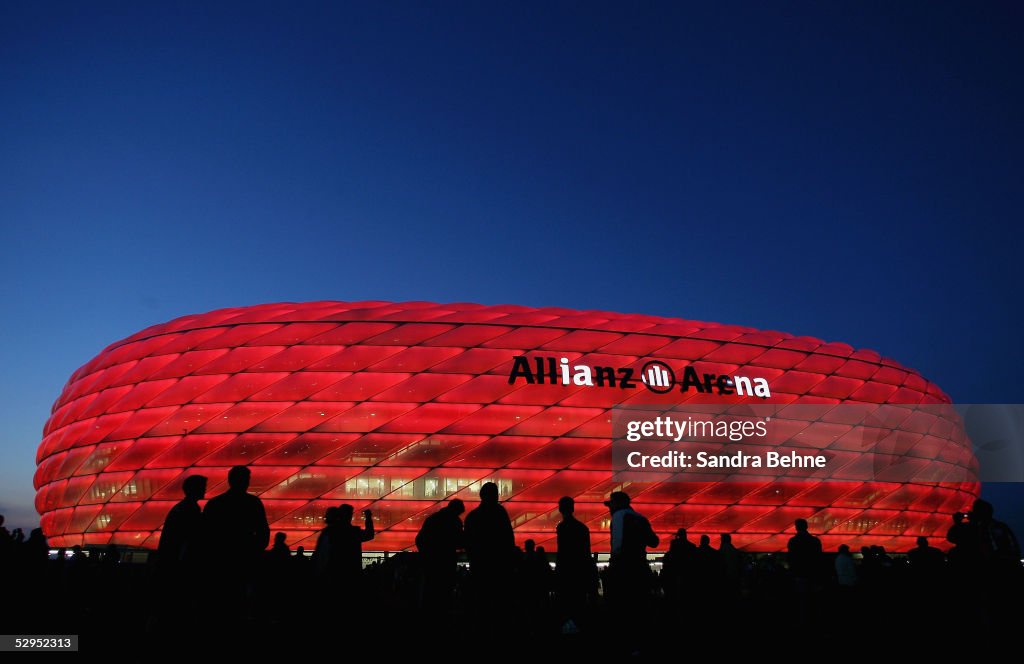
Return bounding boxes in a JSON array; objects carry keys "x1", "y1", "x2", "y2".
[
  {"x1": 787, "y1": 518, "x2": 822, "y2": 577},
  {"x1": 464, "y1": 481, "x2": 514, "y2": 560},
  {"x1": 158, "y1": 474, "x2": 207, "y2": 566},
  {"x1": 417, "y1": 499, "x2": 464, "y2": 556},
  {"x1": 555, "y1": 496, "x2": 591, "y2": 566},
  {"x1": 202, "y1": 466, "x2": 270, "y2": 558}
]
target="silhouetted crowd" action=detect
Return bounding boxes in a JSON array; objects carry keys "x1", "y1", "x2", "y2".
[{"x1": 1, "y1": 466, "x2": 1021, "y2": 655}]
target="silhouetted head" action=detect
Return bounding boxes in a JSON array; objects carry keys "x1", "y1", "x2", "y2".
[
  {"x1": 324, "y1": 506, "x2": 341, "y2": 526},
  {"x1": 794, "y1": 518, "x2": 809, "y2": 533},
  {"x1": 675, "y1": 528, "x2": 688, "y2": 540},
  {"x1": 861, "y1": 546, "x2": 871, "y2": 556},
  {"x1": 274, "y1": 532, "x2": 287, "y2": 545},
  {"x1": 447, "y1": 498, "x2": 465, "y2": 515},
  {"x1": 339, "y1": 504, "x2": 355, "y2": 523},
  {"x1": 604, "y1": 491, "x2": 631, "y2": 513},
  {"x1": 699, "y1": 534, "x2": 711, "y2": 547},
  {"x1": 558, "y1": 496, "x2": 575, "y2": 516},
  {"x1": 227, "y1": 466, "x2": 251, "y2": 492},
  {"x1": 916, "y1": 536, "x2": 929, "y2": 548},
  {"x1": 525, "y1": 539, "x2": 536, "y2": 553},
  {"x1": 182, "y1": 475, "x2": 207, "y2": 501},
  {"x1": 536, "y1": 546, "x2": 545, "y2": 555},
  {"x1": 479, "y1": 481, "x2": 500, "y2": 503},
  {"x1": 296, "y1": 546, "x2": 305, "y2": 556},
  {"x1": 953, "y1": 511, "x2": 966, "y2": 523},
  {"x1": 838, "y1": 544, "x2": 850, "y2": 555},
  {"x1": 972, "y1": 499, "x2": 994, "y2": 521},
  {"x1": 720, "y1": 533, "x2": 732, "y2": 546}
]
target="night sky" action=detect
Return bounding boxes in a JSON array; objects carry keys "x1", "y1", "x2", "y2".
[{"x1": 2, "y1": 2, "x2": 1022, "y2": 538}]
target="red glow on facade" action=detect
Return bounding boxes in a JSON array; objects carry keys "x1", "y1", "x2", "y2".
[{"x1": 34, "y1": 301, "x2": 978, "y2": 552}]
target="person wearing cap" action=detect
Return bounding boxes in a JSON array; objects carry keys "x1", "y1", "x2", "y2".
[
  {"x1": 605, "y1": 491, "x2": 659, "y2": 600},
  {"x1": 606, "y1": 491, "x2": 658, "y2": 563},
  {"x1": 605, "y1": 491, "x2": 659, "y2": 654}
]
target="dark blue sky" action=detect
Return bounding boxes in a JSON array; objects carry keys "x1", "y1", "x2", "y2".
[{"x1": 2, "y1": 2, "x2": 1022, "y2": 535}]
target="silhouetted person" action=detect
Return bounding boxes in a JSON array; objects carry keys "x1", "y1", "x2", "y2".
[
  {"x1": 696, "y1": 534, "x2": 720, "y2": 565},
  {"x1": 695, "y1": 534, "x2": 723, "y2": 597},
  {"x1": 835, "y1": 544, "x2": 857, "y2": 587},
  {"x1": 607, "y1": 491, "x2": 658, "y2": 581},
  {"x1": 971, "y1": 499, "x2": 1021, "y2": 567},
  {"x1": 831, "y1": 544, "x2": 858, "y2": 624},
  {"x1": 908, "y1": 536, "x2": 945, "y2": 576},
  {"x1": 606, "y1": 491, "x2": 658, "y2": 654},
  {"x1": 23, "y1": 528, "x2": 49, "y2": 569},
  {"x1": 148, "y1": 474, "x2": 206, "y2": 634},
  {"x1": 99, "y1": 543, "x2": 123, "y2": 607},
  {"x1": 0, "y1": 514, "x2": 11, "y2": 566},
  {"x1": 719, "y1": 533, "x2": 743, "y2": 599},
  {"x1": 970, "y1": 499, "x2": 1022, "y2": 627},
  {"x1": 946, "y1": 511, "x2": 978, "y2": 570},
  {"x1": 858, "y1": 545, "x2": 879, "y2": 587},
  {"x1": 607, "y1": 492, "x2": 659, "y2": 598},
  {"x1": 67, "y1": 545, "x2": 88, "y2": 595},
  {"x1": 905, "y1": 535, "x2": 944, "y2": 613},
  {"x1": 661, "y1": 527, "x2": 697, "y2": 604},
  {"x1": 314, "y1": 505, "x2": 374, "y2": 592},
  {"x1": 16, "y1": 527, "x2": 48, "y2": 619},
  {"x1": 520, "y1": 538, "x2": 552, "y2": 610},
  {"x1": 787, "y1": 518, "x2": 823, "y2": 626},
  {"x1": 787, "y1": 518, "x2": 823, "y2": 580},
  {"x1": 262, "y1": 531, "x2": 291, "y2": 619},
  {"x1": 292, "y1": 544, "x2": 309, "y2": 570},
  {"x1": 415, "y1": 498, "x2": 465, "y2": 610},
  {"x1": 202, "y1": 466, "x2": 269, "y2": 615},
  {"x1": 203, "y1": 466, "x2": 270, "y2": 561},
  {"x1": 157, "y1": 475, "x2": 207, "y2": 574},
  {"x1": 464, "y1": 481, "x2": 515, "y2": 603},
  {"x1": 270, "y1": 532, "x2": 290, "y2": 563},
  {"x1": 871, "y1": 545, "x2": 894, "y2": 582},
  {"x1": 555, "y1": 496, "x2": 594, "y2": 634}
]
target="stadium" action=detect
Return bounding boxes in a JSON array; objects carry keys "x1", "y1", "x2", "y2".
[{"x1": 33, "y1": 301, "x2": 978, "y2": 552}]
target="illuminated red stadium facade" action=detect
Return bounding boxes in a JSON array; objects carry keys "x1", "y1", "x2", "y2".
[{"x1": 34, "y1": 301, "x2": 978, "y2": 552}]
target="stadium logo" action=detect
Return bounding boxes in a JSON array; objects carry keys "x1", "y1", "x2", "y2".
[{"x1": 507, "y1": 355, "x2": 771, "y2": 397}]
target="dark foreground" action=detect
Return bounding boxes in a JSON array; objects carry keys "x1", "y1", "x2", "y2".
[{"x1": 1, "y1": 547, "x2": 1021, "y2": 657}]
